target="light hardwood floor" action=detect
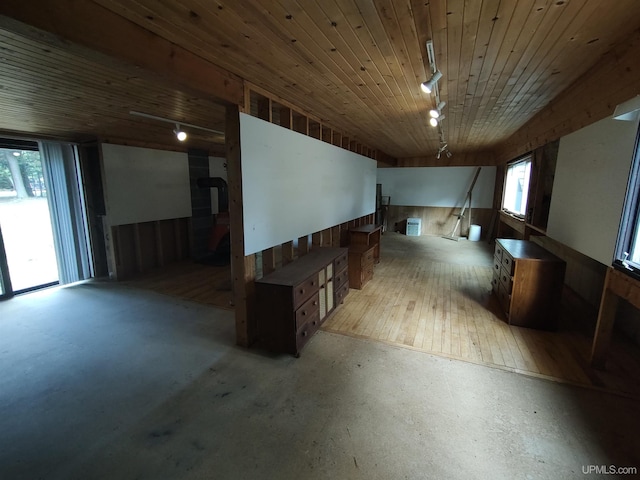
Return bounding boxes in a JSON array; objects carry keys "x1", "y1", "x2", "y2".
[
  {"x1": 124, "y1": 234, "x2": 640, "y2": 398},
  {"x1": 323, "y1": 233, "x2": 640, "y2": 399}
]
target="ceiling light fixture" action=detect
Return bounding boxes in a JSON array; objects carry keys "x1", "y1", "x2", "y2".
[
  {"x1": 129, "y1": 111, "x2": 225, "y2": 140},
  {"x1": 174, "y1": 124, "x2": 187, "y2": 142},
  {"x1": 421, "y1": 70, "x2": 442, "y2": 94}
]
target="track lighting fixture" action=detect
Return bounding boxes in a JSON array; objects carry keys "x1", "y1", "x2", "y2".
[
  {"x1": 174, "y1": 124, "x2": 187, "y2": 142},
  {"x1": 420, "y1": 70, "x2": 442, "y2": 94},
  {"x1": 429, "y1": 101, "x2": 446, "y2": 118},
  {"x1": 129, "y1": 111, "x2": 225, "y2": 141},
  {"x1": 422, "y1": 39, "x2": 451, "y2": 160}
]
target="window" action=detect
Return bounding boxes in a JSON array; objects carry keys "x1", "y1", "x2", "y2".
[
  {"x1": 502, "y1": 156, "x2": 532, "y2": 218},
  {"x1": 614, "y1": 125, "x2": 640, "y2": 277}
]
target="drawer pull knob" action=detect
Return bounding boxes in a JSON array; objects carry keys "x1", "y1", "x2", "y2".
[
  {"x1": 312, "y1": 320, "x2": 317, "y2": 326},
  {"x1": 313, "y1": 301, "x2": 317, "y2": 306},
  {"x1": 302, "y1": 331, "x2": 308, "y2": 337},
  {"x1": 302, "y1": 311, "x2": 306, "y2": 316}
]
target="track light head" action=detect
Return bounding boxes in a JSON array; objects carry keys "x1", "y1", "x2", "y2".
[
  {"x1": 420, "y1": 70, "x2": 442, "y2": 94},
  {"x1": 429, "y1": 117, "x2": 438, "y2": 127},
  {"x1": 174, "y1": 123, "x2": 187, "y2": 142}
]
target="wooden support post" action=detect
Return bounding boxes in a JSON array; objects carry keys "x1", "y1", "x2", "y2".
[
  {"x1": 226, "y1": 104, "x2": 256, "y2": 347},
  {"x1": 282, "y1": 240, "x2": 294, "y2": 265}
]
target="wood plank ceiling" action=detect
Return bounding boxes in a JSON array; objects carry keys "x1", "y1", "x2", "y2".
[{"x1": 1, "y1": 1, "x2": 640, "y2": 159}]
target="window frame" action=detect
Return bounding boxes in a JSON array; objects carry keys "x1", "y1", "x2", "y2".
[
  {"x1": 501, "y1": 154, "x2": 533, "y2": 219},
  {"x1": 614, "y1": 125, "x2": 640, "y2": 279}
]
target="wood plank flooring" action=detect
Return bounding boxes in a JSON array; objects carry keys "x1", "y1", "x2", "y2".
[
  {"x1": 123, "y1": 260, "x2": 234, "y2": 310},
  {"x1": 122, "y1": 233, "x2": 640, "y2": 398},
  {"x1": 322, "y1": 233, "x2": 640, "y2": 399}
]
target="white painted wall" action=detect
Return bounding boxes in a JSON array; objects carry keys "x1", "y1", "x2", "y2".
[
  {"x1": 101, "y1": 143, "x2": 191, "y2": 226},
  {"x1": 209, "y1": 156, "x2": 227, "y2": 214},
  {"x1": 376, "y1": 166, "x2": 496, "y2": 207},
  {"x1": 240, "y1": 113, "x2": 377, "y2": 255},
  {"x1": 547, "y1": 116, "x2": 639, "y2": 265}
]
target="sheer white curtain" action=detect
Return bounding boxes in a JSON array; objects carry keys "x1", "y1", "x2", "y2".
[{"x1": 39, "y1": 141, "x2": 91, "y2": 284}]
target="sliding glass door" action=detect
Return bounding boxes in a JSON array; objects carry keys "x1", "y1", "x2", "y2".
[{"x1": 0, "y1": 146, "x2": 59, "y2": 294}]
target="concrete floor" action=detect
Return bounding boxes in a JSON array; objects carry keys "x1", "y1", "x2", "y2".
[{"x1": 1, "y1": 281, "x2": 639, "y2": 480}]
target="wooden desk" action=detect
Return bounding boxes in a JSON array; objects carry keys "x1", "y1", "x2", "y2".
[
  {"x1": 349, "y1": 224, "x2": 382, "y2": 264},
  {"x1": 591, "y1": 266, "x2": 640, "y2": 368}
]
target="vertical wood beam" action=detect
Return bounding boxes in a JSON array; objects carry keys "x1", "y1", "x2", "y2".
[
  {"x1": 298, "y1": 235, "x2": 309, "y2": 256},
  {"x1": 282, "y1": 240, "x2": 294, "y2": 265},
  {"x1": 226, "y1": 103, "x2": 256, "y2": 347},
  {"x1": 262, "y1": 248, "x2": 276, "y2": 275},
  {"x1": 257, "y1": 96, "x2": 272, "y2": 122},
  {"x1": 280, "y1": 106, "x2": 292, "y2": 129},
  {"x1": 312, "y1": 231, "x2": 322, "y2": 247}
]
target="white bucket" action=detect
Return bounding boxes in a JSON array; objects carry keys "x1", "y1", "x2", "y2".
[{"x1": 469, "y1": 224, "x2": 481, "y2": 242}]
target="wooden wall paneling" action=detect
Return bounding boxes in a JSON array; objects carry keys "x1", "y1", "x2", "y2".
[
  {"x1": 309, "y1": 119, "x2": 321, "y2": 139},
  {"x1": 257, "y1": 95, "x2": 272, "y2": 122},
  {"x1": 322, "y1": 228, "x2": 332, "y2": 246},
  {"x1": 154, "y1": 221, "x2": 165, "y2": 268},
  {"x1": 282, "y1": 240, "x2": 294, "y2": 266},
  {"x1": 332, "y1": 132, "x2": 342, "y2": 147},
  {"x1": 293, "y1": 112, "x2": 309, "y2": 134},
  {"x1": 136, "y1": 222, "x2": 157, "y2": 272},
  {"x1": 277, "y1": 104, "x2": 292, "y2": 128},
  {"x1": 133, "y1": 223, "x2": 144, "y2": 273},
  {"x1": 298, "y1": 235, "x2": 309, "y2": 257},
  {"x1": 113, "y1": 224, "x2": 136, "y2": 280},
  {"x1": 226, "y1": 103, "x2": 256, "y2": 347},
  {"x1": 342, "y1": 136, "x2": 350, "y2": 149},
  {"x1": 312, "y1": 231, "x2": 322, "y2": 247},
  {"x1": 331, "y1": 225, "x2": 340, "y2": 247},
  {"x1": 321, "y1": 125, "x2": 332, "y2": 143},
  {"x1": 340, "y1": 222, "x2": 350, "y2": 247},
  {"x1": 387, "y1": 206, "x2": 494, "y2": 238},
  {"x1": 262, "y1": 247, "x2": 276, "y2": 276}
]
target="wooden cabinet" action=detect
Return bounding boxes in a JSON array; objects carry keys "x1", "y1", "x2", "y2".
[
  {"x1": 348, "y1": 244, "x2": 375, "y2": 289},
  {"x1": 491, "y1": 238, "x2": 566, "y2": 330},
  {"x1": 255, "y1": 247, "x2": 348, "y2": 356},
  {"x1": 349, "y1": 224, "x2": 382, "y2": 264}
]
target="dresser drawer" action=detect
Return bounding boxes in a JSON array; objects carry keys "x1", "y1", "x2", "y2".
[
  {"x1": 334, "y1": 251, "x2": 348, "y2": 274},
  {"x1": 334, "y1": 266, "x2": 349, "y2": 290},
  {"x1": 498, "y1": 284, "x2": 511, "y2": 314},
  {"x1": 499, "y1": 266, "x2": 513, "y2": 293},
  {"x1": 361, "y1": 247, "x2": 375, "y2": 267},
  {"x1": 502, "y1": 254, "x2": 514, "y2": 275},
  {"x1": 296, "y1": 310, "x2": 321, "y2": 352},
  {"x1": 491, "y1": 269, "x2": 500, "y2": 293},
  {"x1": 493, "y1": 257, "x2": 502, "y2": 276},
  {"x1": 494, "y1": 244, "x2": 504, "y2": 263},
  {"x1": 293, "y1": 273, "x2": 320, "y2": 308},
  {"x1": 295, "y1": 291, "x2": 320, "y2": 330},
  {"x1": 335, "y1": 282, "x2": 349, "y2": 305}
]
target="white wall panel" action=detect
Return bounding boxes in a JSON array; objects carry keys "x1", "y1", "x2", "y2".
[
  {"x1": 240, "y1": 113, "x2": 376, "y2": 255},
  {"x1": 376, "y1": 166, "x2": 496, "y2": 207},
  {"x1": 101, "y1": 143, "x2": 191, "y2": 226}
]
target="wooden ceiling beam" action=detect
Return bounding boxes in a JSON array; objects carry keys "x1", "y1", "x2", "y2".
[{"x1": 0, "y1": 0, "x2": 244, "y2": 106}]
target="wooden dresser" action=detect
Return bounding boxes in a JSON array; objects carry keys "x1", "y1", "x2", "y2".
[
  {"x1": 255, "y1": 247, "x2": 348, "y2": 356},
  {"x1": 492, "y1": 238, "x2": 566, "y2": 330},
  {"x1": 349, "y1": 224, "x2": 382, "y2": 264},
  {"x1": 348, "y1": 244, "x2": 375, "y2": 289}
]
